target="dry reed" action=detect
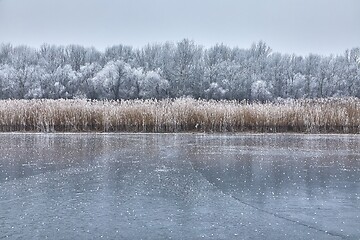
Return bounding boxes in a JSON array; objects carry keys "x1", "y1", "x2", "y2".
[{"x1": 0, "y1": 98, "x2": 359, "y2": 133}]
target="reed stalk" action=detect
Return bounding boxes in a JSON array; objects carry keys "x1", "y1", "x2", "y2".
[{"x1": 0, "y1": 98, "x2": 359, "y2": 133}]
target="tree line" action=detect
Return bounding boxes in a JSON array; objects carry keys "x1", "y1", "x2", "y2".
[{"x1": 0, "y1": 40, "x2": 359, "y2": 101}]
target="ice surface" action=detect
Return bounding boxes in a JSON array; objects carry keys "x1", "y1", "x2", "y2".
[{"x1": 0, "y1": 133, "x2": 359, "y2": 239}]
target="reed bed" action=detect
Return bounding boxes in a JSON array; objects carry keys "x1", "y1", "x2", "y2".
[{"x1": 0, "y1": 98, "x2": 359, "y2": 133}]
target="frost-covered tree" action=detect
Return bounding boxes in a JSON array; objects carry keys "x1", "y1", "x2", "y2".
[
  {"x1": 203, "y1": 44, "x2": 231, "y2": 98},
  {"x1": 205, "y1": 82, "x2": 228, "y2": 100},
  {"x1": 104, "y1": 44, "x2": 134, "y2": 64},
  {"x1": 84, "y1": 47, "x2": 102, "y2": 65},
  {"x1": 266, "y1": 53, "x2": 287, "y2": 98},
  {"x1": 342, "y1": 48, "x2": 360, "y2": 97},
  {"x1": 303, "y1": 54, "x2": 321, "y2": 98},
  {"x1": 251, "y1": 80, "x2": 272, "y2": 101},
  {"x1": 37, "y1": 44, "x2": 66, "y2": 73},
  {"x1": 0, "y1": 41, "x2": 359, "y2": 101},
  {"x1": 0, "y1": 64, "x2": 17, "y2": 98},
  {"x1": 92, "y1": 60, "x2": 133, "y2": 99},
  {"x1": 171, "y1": 39, "x2": 203, "y2": 97},
  {"x1": 134, "y1": 43, "x2": 165, "y2": 71},
  {"x1": 65, "y1": 45, "x2": 86, "y2": 71},
  {"x1": 77, "y1": 63, "x2": 102, "y2": 99},
  {"x1": 0, "y1": 43, "x2": 13, "y2": 65},
  {"x1": 0, "y1": 64, "x2": 45, "y2": 99},
  {"x1": 41, "y1": 64, "x2": 77, "y2": 99},
  {"x1": 140, "y1": 70, "x2": 169, "y2": 99}
]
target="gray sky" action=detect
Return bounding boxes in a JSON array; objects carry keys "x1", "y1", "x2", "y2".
[{"x1": 0, "y1": 0, "x2": 359, "y2": 55}]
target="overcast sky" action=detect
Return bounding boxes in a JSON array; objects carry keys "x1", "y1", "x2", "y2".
[{"x1": 0, "y1": 0, "x2": 359, "y2": 55}]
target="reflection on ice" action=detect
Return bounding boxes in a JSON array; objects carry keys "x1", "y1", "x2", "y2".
[{"x1": 0, "y1": 133, "x2": 359, "y2": 239}]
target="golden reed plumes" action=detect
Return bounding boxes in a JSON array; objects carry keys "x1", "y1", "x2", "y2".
[{"x1": 0, "y1": 98, "x2": 359, "y2": 133}]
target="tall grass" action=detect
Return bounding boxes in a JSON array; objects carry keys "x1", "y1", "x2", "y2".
[{"x1": 0, "y1": 98, "x2": 359, "y2": 133}]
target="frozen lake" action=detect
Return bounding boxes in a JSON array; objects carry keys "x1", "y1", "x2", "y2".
[{"x1": 0, "y1": 133, "x2": 359, "y2": 239}]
